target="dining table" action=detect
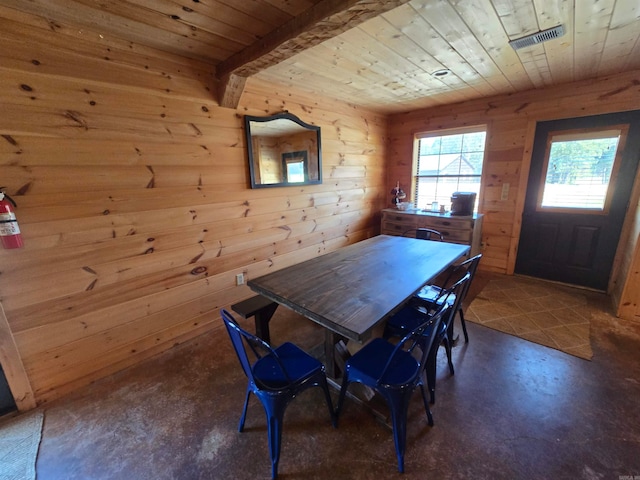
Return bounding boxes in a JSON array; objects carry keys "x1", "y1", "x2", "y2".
[{"x1": 247, "y1": 234, "x2": 470, "y2": 378}]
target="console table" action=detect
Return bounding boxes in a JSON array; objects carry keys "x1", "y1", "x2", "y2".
[{"x1": 381, "y1": 208, "x2": 483, "y2": 256}]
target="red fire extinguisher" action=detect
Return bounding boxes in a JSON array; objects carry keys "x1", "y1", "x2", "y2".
[{"x1": 0, "y1": 188, "x2": 24, "y2": 249}]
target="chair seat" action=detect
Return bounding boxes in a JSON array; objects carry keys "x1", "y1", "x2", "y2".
[
  {"x1": 416, "y1": 285, "x2": 456, "y2": 306},
  {"x1": 253, "y1": 342, "x2": 323, "y2": 389},
  {"x1": 345, "y1": 338, "x2": 419, "y2": 386},
  {"x1": 385, "y1": 305, "x2": 442, "y2": 342}
]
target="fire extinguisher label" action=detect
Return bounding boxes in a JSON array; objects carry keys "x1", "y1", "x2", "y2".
[{"x1": 0, "y1": 212, "x2": 21, "y2": 235}]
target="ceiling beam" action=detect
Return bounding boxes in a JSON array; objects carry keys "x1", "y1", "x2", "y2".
[
  {"x1": 217, "y1": 73, "x2": 248, "y2": 112},
  {"x1": 216, "y1": 0, "x2": 412, "y2": 109}
]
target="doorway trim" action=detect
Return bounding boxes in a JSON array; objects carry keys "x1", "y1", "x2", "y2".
[
  {"x1": 0, "y1": 301, "x2": 35, "y2": 411},
  {"x1": 507, "y1": 120, "x2": 537, "y2": 275}
]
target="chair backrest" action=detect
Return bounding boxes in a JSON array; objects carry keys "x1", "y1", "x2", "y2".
[
  {"x1": 451, "y1": 253, "x2": 482, "y2": 306},
  {"x1": 458, "y1": 253, "x2": 482, "y2": 279},
  {"x1": 463, "y1": 251, "x2": 481, "y2": 283},
  {"x1": 440, "y1": 253, "x2": 482, "y2": 291},
  {"x1": 438, "y1": 271, "x2": 471, "y2": 330},
  {"x1": 377, "y1": 302, "x2": 449, "y2": 387},
  {"x1": 402, "y1": 227, "x2": 444, "y2": 241},
  {"x1": 221, "y1": 308, "x2": 293, "y2": 389}
]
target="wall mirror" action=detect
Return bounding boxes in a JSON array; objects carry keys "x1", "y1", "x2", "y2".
[{"x1": 245, "y1": 112, "x2": 322, "y2": 188}]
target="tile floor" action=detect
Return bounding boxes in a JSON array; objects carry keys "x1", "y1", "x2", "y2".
[{"x1": 24, "y1": 273, "x2": 640, "y2": 479}]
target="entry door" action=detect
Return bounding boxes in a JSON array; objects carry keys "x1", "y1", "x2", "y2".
[
  {"x1": 515, "y1": 111, "x2": 640, "y2": 290},
  {"x1": 0, "y1": 364, "x2": 17, "y2": 416}
]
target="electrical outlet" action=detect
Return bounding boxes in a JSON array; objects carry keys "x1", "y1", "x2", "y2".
[
  {"x1": 501, "y1": 182, "x2": 510, "y2": 201},
  {"x1": 236, "y1": 273, "x2": 245, "y2": 286}
]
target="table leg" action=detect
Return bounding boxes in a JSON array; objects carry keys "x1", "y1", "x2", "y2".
[
  {"x1": 254, "y1": 303, "x2": 278, "y2": 345},
  {"x1": 322, "y1": 330, "x2": 352, "y2": 380},
  {"x1": 324, "y1": 330, "x2": 339, "y2": 378}
]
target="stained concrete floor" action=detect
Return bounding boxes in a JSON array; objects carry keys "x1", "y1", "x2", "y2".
[{"x1": 34, "y1": 274, "x2": 640, "y2": 479}]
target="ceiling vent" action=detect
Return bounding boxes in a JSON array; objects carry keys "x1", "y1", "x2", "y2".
[{"x1": 509, "y1": 25, "x2": 565, "y2": 50}]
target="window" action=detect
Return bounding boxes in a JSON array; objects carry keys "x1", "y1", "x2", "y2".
[
  {"x1": 537, "y1": 127, "x2": 627, "y2": 212},
  {"x1": 285, "y1": 161, "x2": 305, "y2": 183},
  {"x1": 282, "y1": 151, "x2": 308, "y2": 183},
  {"x1": 414, "y1": 127, "x2": 486, "y2": 211}
]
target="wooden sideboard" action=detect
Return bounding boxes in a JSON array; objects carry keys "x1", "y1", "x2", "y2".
[{"x1": 381, "y1": 208, "x2": 483, "y2": 256}]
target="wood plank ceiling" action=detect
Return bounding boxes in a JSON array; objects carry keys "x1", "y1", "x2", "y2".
[{"x1": 10, "y1": 0, "x2": 640, "y2": 113}]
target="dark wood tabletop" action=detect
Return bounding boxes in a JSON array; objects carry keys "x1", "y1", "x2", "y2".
[{"x1": 248, "y1": 235, "x2": 470, "y2": 343}]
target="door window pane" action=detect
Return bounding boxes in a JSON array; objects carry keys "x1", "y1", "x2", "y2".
[
  {"x1": 540, "y1": 129, "x2": 622, "y2": 210},
  {"x1": 286, "y1": 161, "x2": 305, "y2": 183}
]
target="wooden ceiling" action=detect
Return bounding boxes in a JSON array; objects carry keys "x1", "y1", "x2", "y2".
[{"x1": 12, "y1": 0, "x2": 640, "y2": 113}]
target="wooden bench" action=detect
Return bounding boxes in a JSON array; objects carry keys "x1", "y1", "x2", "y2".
[{"x1": 231, "y1": 295, "x2": 278, "y2": 344}]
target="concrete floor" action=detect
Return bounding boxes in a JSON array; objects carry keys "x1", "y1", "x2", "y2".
[{"x1": 34, "y1": 274, "x2": 640, "y2": 479}]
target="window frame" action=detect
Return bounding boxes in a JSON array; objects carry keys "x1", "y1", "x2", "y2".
[
  {"x1": 412, "y1": 125, "x2": 488, "y2": 211},
  {"x1": 535, "y1": 125, "x2": 629, "y2": 215}
]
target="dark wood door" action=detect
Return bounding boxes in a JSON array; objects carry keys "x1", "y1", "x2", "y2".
[{"x1": 515, "y1": 111, "x2": 640, "y2": 290}]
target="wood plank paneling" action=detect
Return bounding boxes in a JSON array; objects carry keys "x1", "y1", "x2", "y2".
[
  {"x1": 4, "y1": 0, "x2": 639, "y2": 410},
  {"x1": 5, "y1": 1, "x2": 640, "y2": 116},
  {"x1": 388, "y1": 69, "x2": 640, "y2": 276},
  {"x1": 0, "y1": 10, "x2": 385, "y2": 407},
  {"x1": 613, "y1": 185, "x2": 640, "y2": 321}
]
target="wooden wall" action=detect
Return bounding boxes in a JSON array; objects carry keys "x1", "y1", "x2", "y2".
[
  {"x1": 387, "y1": 70, "x2": 640, "y2": 279},
  {"x1": 0, "y1": 7, "x2": 387, "y2": 409},
  {"x1": 614, "y1": 194, "x2": 640, "y2": 322}
]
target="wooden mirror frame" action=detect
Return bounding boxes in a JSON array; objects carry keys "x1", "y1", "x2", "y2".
[{"x1": 244, "y1": 112, "x2": 322, "y2": 189}]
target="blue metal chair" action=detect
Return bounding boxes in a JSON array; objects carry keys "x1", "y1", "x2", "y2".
[
  {"x1": 335, "y1": 302, "x2": 448, "y2": 473},
  {"x1": 221, "y1": 309, "x2": 336, "y2": 479},
  {"x1": 414, "y1": 253, "x2": 482, "y2": 343},
  {"x1": 384, "y1": 272, "x2": 471, "y2": 404}
]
